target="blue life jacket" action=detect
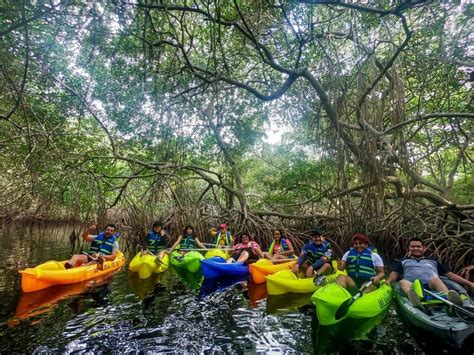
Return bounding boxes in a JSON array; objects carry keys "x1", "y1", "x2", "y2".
[
  {"x1": 305, "y1": 241, "x2": 331, "y2": 264},
  {"x1": 179, "y1": 234, "x2": 196, "y2": 249},
  {"x1": 347, "y1": 247, "x2": 376, "y2": 280},
  {"x1": 147, "y1": 230, "x2": 166, "y2": 253},
  {"x1": 89, "y1": 232, "x2": 118, "y2": 255},
  {"x1": 268, "y1": 238, "x2": 290, "y2": 254},
  {"x1": 212, "y1": 230, "x2": 232, "y2": 246}
]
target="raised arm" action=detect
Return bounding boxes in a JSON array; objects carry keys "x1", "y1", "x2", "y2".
[
  {"x1": 82, "y1": 225, "x2": 97, "y2": 242},
  {"x1": 168, "y1": 235, "x2": 182, "y2": 253}
]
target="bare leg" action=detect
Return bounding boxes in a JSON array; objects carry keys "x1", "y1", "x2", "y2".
[
  {"x1": 237, "y1": 250, "x2": 250, "y2": 263},
  {"x1": 306, "y1": 266, "x2": 315, "y2": 278},
  {"x1": 316, "y1": 262, "x2": 332, "y2": 275},
  {"x1": 67, "y1": 254, "x2": 89, "y2": 268},
  {"x1": 429, "y1": 276, "x2": 449, "y2": 293},
  {"x1": 262, "y1": 252, "x2": 272, "y2": 260},
  {"x1": 336, "y1": 275, "x2": 356, "y2": 289},
  {"x1": 399, "y1": 279, "x2": 412, "y2": 297}
]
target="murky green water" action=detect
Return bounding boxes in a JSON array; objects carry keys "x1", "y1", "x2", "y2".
[{"x1": 0, "y1": 223, "x2": 472, "y2": 353}]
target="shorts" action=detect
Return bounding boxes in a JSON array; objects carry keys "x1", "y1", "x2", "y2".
[{"x1": 231, "y1": 248, "x2": 258, "y2": 262}]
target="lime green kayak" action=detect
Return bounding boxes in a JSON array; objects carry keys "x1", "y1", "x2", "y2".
[
  {"x1": 265, "y1": 267, "x2": 346, "y2": 296},
  {"x1": 311, "y1": 282, "x2": 393, "y2": 325},
  {"x1": 128, "y1": 252, "x2": 169, "y2": 279},
  {"x1": 170, "y1": 251, "x2": 203, "y2": 273}
]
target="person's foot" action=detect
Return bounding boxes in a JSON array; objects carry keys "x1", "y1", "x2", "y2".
[
  {"x1": 408, "y1": 289, "x2": 426, "y2": 311},
  {"x1": 447, "y1": 290, "x2": 463, "y2": 306}
]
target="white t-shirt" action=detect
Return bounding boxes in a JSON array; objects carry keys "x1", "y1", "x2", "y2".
[
  {"x1": 90, "y1": 235, "x2": 119, "y2": 252},
  {"x1": 342, "y1": 250, "x2": 384, "y2": 267}
]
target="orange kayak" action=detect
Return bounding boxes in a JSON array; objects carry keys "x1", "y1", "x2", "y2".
[
  {"x1": 249, "y1": 258, "x2": 297, "y2": 284},
  {"x1": 20, "y1": 251, "x2": 125, "y2": 293}
]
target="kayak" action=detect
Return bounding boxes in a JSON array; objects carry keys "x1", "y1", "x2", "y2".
[
  {"x1": 169, "y1": 251, "x2": 203, "y2": 273},
  {"x1": 198, "y1": 273, "x2": 248, "y2": 299},
  {"x1": 249, "y1": 258, "x2": 297, "y2": 284},
  {"x1": 265, "y1": 266, "x2": 346, "y2": 296},
  {"x1": 20, "y1": 251, "x2": 126, "y2": 293},
  {"x1": 172, "y1": 266, "x2": 204, "y2": 289},
  {"x1": 128, "y1": 252, "x2": 169, "y2": 279},
  {"x1": 266, "y1": 292, "x2": 313, "y2": 314},
  {"x1": 204, "y1": 248, "x2": 229, "y2": 259},
  {"x1": 393, "y1": 283, "x2": 474, "y2": 348},
  {"x1": 12, "y1": 273, "x2": 114, "y2": 323},
  {"x1": 311, "y1": 282, "x2": 393, "y2": 325},
  {"x1": 248, "y1": 280, "x2": 268, "y2": 308},
  {"x1": 201, "y1": 257, "x2": 249, "y2": 279}
]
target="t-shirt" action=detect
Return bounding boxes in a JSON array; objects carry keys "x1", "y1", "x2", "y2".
[
  {"x1": 342, "y1": 250, "x2": 384, "y2": 267},
  {"x1": 90, "y1": 235, "x2": 119, "y2": 252},
  {"x1": 393, "y1": 257, "x2": 448, "y2": 284},
  {"x1": 234, "y1": 241, "x2": 260, "y2": 251}
]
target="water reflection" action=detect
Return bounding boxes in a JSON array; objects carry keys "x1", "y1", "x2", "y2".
[{"x1": 1, "y1": 223, "x2": 472, "y2": 353}]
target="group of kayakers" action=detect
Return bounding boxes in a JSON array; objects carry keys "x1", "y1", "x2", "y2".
[{"x1": 66, "y1": 222, "x2": 474, "y2": 309}]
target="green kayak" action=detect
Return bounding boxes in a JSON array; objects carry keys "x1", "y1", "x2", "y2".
[
  {"x1": 170, "y1": 251, "x2": 204, "y2": 273},
  {"x1": 394, "y1": 283, "x2": 474, "y2": 348},
  {"x1": 311, "y1": 282, "x2": 393, "y2": 325}
]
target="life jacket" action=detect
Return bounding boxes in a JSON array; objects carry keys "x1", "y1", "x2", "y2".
[
  {"x1": 147, "y1": 230, "x2": 166, "y2": 253},
  {"x1": 212, "y1": 230, "x2": 232, "y2": 246},
  {"x1": 89, "y1": 232, "x2": 118, "y2": 255},
  {"x1": 347, "y1": 247, "x2": 376, "y2": 280},
  {"x1": 305, "y1": 241, "x2": 331, "y2": 264},
  {"x1": 268, "y1": 238, "x2": 290, "y2": 254},
  {"x1": 179, "y1": 234, "x2": 196, "y2": 249}
]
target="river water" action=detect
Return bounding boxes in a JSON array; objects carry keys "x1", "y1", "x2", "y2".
[{"x1": 0, "y1": 223, "x2": 472, "y2": 354}]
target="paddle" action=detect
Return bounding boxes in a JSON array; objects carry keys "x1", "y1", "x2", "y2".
[
  {"x1": 142, "y1": 248, "x2": 165, "y2": 265},
  {"x1": 178, "y1": 248, "x2": 233, "y2": 251},
  {"x1": 335, "y1": 281, "x2": 373, "y2": 320},
  {"x1": 420, "y1": 286, "x2": 474, "y2": 318},
  {"x1": 82, "y1": 252, "x2": 105, "y2": 269}
]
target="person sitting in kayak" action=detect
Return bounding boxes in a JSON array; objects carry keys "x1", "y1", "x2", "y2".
[
  {"x1": 292, "y1": 228, "x2": 333, "y2": 280},
  {"x1": 169, "y1": 225, "x2": 205, "y2": 254},
  {"x1": 336, "y1": 233, "x2": 384, "y2": 293},
  {"x1": 212, "y1": 223, "x2": 233, "y2": 248},
  {"x1": 263, "y1": 229, "x2": 295, "y2": 262},
  {"x1": 65, "y1": 224, "x2": 119, "y2": 269},
  {"x1": 227, "y1": 232, "x2": 265, "y2": 263},
  {"x1": 385, "y1": 237, "x2": 473, "y2": 308},
  {"x1": 142, "y1": 221, "x2": 169, "y2": 261}
]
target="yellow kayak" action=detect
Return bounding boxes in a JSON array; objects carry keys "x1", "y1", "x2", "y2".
[
  {"x1": 265, "y1": 265, "x2": 346, "y2": 295},
  {"x1": 204, "y1": 248, "x2": 229, "y2": 259},
  {"x1": 20, "y1": 251, "x2": 126, "y2": 293},
  {"x1": 249, "y1": 258, "x2": 297, "y2": 284},
  {"x1": 129, "y1": 252, "x2": 169, "y2": 279}
]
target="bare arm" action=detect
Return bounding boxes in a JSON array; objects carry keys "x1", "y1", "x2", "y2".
[
  {"x1": 372, "y1": 266, "x2": 385, "y2": 284},
  {"x1": 102, "y1": 249, "x2": 118, "y2": 261},
  {"x1": 385, "y1": 271, "x2": 400, "y2": 286},
  {"x1": 168, "y1": 235, "x2": 182, "y2": 252},
  {"x1": 82, "y1": 225, "x2": 97, "y2": 242},
  {"x1": 195, "y1": 238, "x2": 205, "y2": 249},
  {"x1": 445, "y1": 271, "x2": 474, "y2": 291}
]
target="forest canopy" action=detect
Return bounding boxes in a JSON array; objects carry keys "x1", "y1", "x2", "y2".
[{"x1": 0, "y1": 1, "x2": 472, "y2": 268}]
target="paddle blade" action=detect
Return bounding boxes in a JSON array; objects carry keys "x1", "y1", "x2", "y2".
[{"x1": 335, "y1": 298, "x2": 353, "y2": 320}]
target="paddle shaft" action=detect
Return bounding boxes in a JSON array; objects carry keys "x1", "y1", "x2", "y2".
[
  {"x1": 421, "y1": 286, "x2": 474, "y2": 318},
  {"x1": 83, "y1": 252, "x2": 98, "y2": 261}
]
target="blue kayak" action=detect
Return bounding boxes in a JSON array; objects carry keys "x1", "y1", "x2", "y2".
[{"x1": 201, "y1": 257, "x2": 249, "y2": 279}]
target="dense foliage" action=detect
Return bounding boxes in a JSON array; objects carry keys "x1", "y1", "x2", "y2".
[{"x1": 0, "y1": 1, "x2": 472, "y2": 267}]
